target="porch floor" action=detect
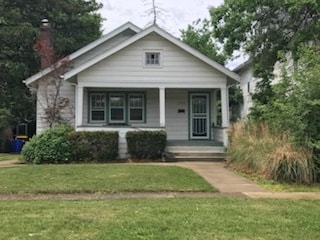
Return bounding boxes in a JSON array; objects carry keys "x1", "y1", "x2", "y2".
[{"x1": 167, "y1": 140, "x2": 223, "y2": 147}]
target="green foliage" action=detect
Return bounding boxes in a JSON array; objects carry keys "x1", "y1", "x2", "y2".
[
  {"x1": 211, "y1": 0, "x2": 320, "y2": 77},
  {"x1": 181, "y1": 1, "x2": 320, "y2": 118},
  {"x1": 68, "y1": 131, "x2": 119, "y2": 162},
  {"x1": 126, "y1": 131, "x2": 167, "y2": 160},
  {"x1": 0, "y1": 0, "x2": 102, "y2": 125},
  {"x1": 228, "y1": 121, "x2": 315, "y2": 184},
  {"x1": 181, "y1": 19, "x2": 226, "y2": 64},
  {"x1": 21, "y1": 124, "x2": 73, "y2": 164},
  {"x1": 0, "y1": 108, "x2": 10, "y2": 133},
  {"x1": 250, "y1": 46, "x2": 320, "y2": 149}
]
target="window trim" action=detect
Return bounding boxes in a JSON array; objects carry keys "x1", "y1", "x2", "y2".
[
  {"x1": 143, "y1": 50, "x2": 163, "y2": 68},
  {"x1": 128, "y1": 93, "x2": 145, "y2": 123},
  {"x1": 89, "y1": 93, "x2": 106, "y2": 123},
  {"x1": 108, "y1": 93, "x2": 126, "y2": 124}
]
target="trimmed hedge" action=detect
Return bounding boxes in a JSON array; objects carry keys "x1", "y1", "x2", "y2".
[
  {"x1": 21, "y1": 125, "x2": 73, "y2": 164},
  {"x1": 68, "y1": 131, "x2": 119, "y2": 162},
  {"x1": 126, "y1": 131, "x2": 167, "y2": 160},
  {"x1": 22, "y1": 126, "x2": 119, "y2": 164}
]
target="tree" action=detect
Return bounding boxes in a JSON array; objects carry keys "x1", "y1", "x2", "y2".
[
  {"x1": 0, "y1": 0, "x2": 102, "y2": 127},
  {"x1": 181, "y1": 20, "x2": 243, "y2": 121},
  {"x1": 37, "y1": 58, "x2": 74, "y2": 129},
  {"x1": 207, "y1": 0, "x2": 320, "y2": 118},
  {"x1": 181, "y1": 19, "x2": 226, "y2": 65},
  {"x1": 142, "y1": 0, "x2": 167, "y2": 27},
  {"x1": 210, "y1": 0, "x2": 320, "y2": 78},
  {"x1": 257, "y1": 46, "x2": 320, "y2": 142}
]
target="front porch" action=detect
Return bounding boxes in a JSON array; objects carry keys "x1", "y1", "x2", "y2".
[{"x1": 75, "y1": 87, "x2": 230, "y2": 159}]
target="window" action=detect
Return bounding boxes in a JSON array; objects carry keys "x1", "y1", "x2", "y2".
[
  {"x1": 129, "y1": 94, "x2": 144, "y2": 122},
  {"x1": 145, "y1": 52, "x2": 161, "y2": 66},
  {"x1": 90, "y1": 93, "x2": 105, "y2": 122},
  {"x1": 109, "y1": 94, "x2": 125, "y2": 123},
  {"x1": 89, "y1": 92, "x2": 146, "y2": 124}
]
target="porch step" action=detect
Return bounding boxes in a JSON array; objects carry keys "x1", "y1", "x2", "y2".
[{"x1": 164, "y1": 146, "x2": 226, "y2": 162}]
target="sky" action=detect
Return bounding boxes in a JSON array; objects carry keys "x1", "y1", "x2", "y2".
[
  {"x1": 96, "y1": 0, "x2": 245, "y2": 69},
  {"x1": 97, "y1": 0, "x2": 223, "y2": 36}
]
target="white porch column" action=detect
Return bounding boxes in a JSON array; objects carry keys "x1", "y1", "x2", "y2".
[
  {"x1": 76, "y1": 86, "x2": 84, "y2": 127},
  {"x1": 221, "y1": 87, "x2": 229, "y2": 147},
  {"x1": 159, "y1": 87, "x2": 166, "y2": 127},
  {"x1": 212, "y1": 89, "x2": 218, "y2": 126}
]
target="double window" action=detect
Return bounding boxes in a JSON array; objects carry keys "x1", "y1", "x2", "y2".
[{"x1": 90, "y1": 93, "x2": 145, "y2": 124}]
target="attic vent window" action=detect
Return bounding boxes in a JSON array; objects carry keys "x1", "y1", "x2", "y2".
[{"x1": 145, "y1": 51, "x2": 161, "y2": 66}]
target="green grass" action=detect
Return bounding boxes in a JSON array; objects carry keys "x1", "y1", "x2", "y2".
[
  {"x1": 233, "y1": 168, "x2": 320, "y2": 192},
  {"x1": 0, "y1": 153, "x2": 22, "y2": 161},
  {"x1": 0, "y1": 164, "x2": 214, "y2": 193},
  {"x1": 254, "y1": 176, "x2": 320, "y2": 192},
  {"x1": 1, "y1": 197, "x2": 320, "y2": 239}
]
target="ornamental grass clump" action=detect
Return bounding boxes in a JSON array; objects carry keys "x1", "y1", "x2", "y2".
[
  {"x1": 263, "y1": 144, "x2": 314, "y2": 184},
  {"x1": 228, "y1": 121, "x2": 315, "y2": 183}
]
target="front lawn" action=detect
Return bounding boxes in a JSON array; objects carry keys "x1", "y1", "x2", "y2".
[
  {"x1": 232, "y1": 169, "x2": 320, "y2": 192},
  {"x1": 0, "y1": 164, "x2": 214, "y2": 193},
  {"x1": 0, "y1": 153, "x2": 21, "y2": 162},
  {"x1": 1, "y1": 197, "x2": 320, "y2": 239}
]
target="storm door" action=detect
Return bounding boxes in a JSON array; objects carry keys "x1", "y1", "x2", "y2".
[{"x1": 190, "y1": 93, "x2": 210, "y2": 139}]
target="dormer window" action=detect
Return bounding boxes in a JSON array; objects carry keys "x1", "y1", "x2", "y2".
[{"x1": 144, "y1": 50, "x2": 162, "y2": 67}]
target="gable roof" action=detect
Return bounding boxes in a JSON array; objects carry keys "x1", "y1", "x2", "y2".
[
  {"x1": 24, "y1": 22, "x2": 141, "y2": 86},
  {"x1": 64, "y1": 24, "x2": 240, "y2": 82},
  {"x1": 25, "y1": 22, "x2": 240, "y2": 86}
]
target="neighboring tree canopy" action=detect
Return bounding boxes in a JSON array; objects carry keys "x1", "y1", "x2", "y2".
[
  {"x1": 211, "y1": 0, "x2": 320, "y2": 78},
  {"x1": 180, "y1": 19, "x2": 226, "y2": 65},
  {"x1": 180, "y1": 20, "x2": 243, "y2": 121},
  {"x1": 253, "y1": 45, "x2": 320, "y2": 155},
  {"x1": 0, "y1": 0, "x2": 103, "y2": 126},
  {"x1": 207, "y1": 0, "x2": 320, "y2": 121}
]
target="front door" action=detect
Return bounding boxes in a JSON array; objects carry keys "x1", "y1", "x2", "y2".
[{"x1": 190, "y1": 93, "x2": 210, "y2": 139}]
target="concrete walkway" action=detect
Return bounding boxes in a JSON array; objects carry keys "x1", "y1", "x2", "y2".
[
  {"x1": 174, "y1": 161, "x2": 267, "y2": 193},
  {"x1": 172, "y1": 161, "x2": 320, "y2": 200}
]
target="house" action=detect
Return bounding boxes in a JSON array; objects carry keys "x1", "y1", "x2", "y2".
[
  {"x1": 233, "y1": 60, "x2": 258, "y2": 118},
  {"x1": 235, "y1": 53, "x2": 296, "y2": 118},
  {"x1": 24, "y1": 21, "x2": 240, "y2": 159}
]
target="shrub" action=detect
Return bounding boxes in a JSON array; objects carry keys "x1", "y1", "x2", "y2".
[
  {"x1": 228, "y1": 121, "x2": 315, "y2": 183},
  {"x1": 21, "y1": 125, "x2": 73, "y2": 164},
  {"x1": 126, "y1": 131, "x2": 167, "y2": 160},
  {"x1": 68, "y1": 131, "x2": 118, "y2": 162}
]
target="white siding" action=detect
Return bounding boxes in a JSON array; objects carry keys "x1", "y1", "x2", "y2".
[
  {"x1": 77, "y1": 33, "x2": 227, "y2": 88},
  {"x1": 212, "y1": 128, "x2": 224, "y2": 143},
  {"x1": 36, "y1": 79, "x2": 75, "y2": 133},
  {"x1": 237, "y1": 65, "x2": 258, "y2": 119},
  {"x1": 237, "y1": 53, "x2": 295, "y2": 119},
  {"x1": 73, "y1": 30, "x2": 136, "y2": 69},
  {"x1": 165, "y1": 90, "x2": 189, "y2": 140}
]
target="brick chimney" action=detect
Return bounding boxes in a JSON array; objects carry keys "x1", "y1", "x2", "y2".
[{"x1": 39, "y1": 19, "x2": 55, "y2": 69}]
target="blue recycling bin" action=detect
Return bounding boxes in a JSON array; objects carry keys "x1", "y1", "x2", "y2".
[{"x1": 11, "y1": 139, "x2": 23, "y2": 153}]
